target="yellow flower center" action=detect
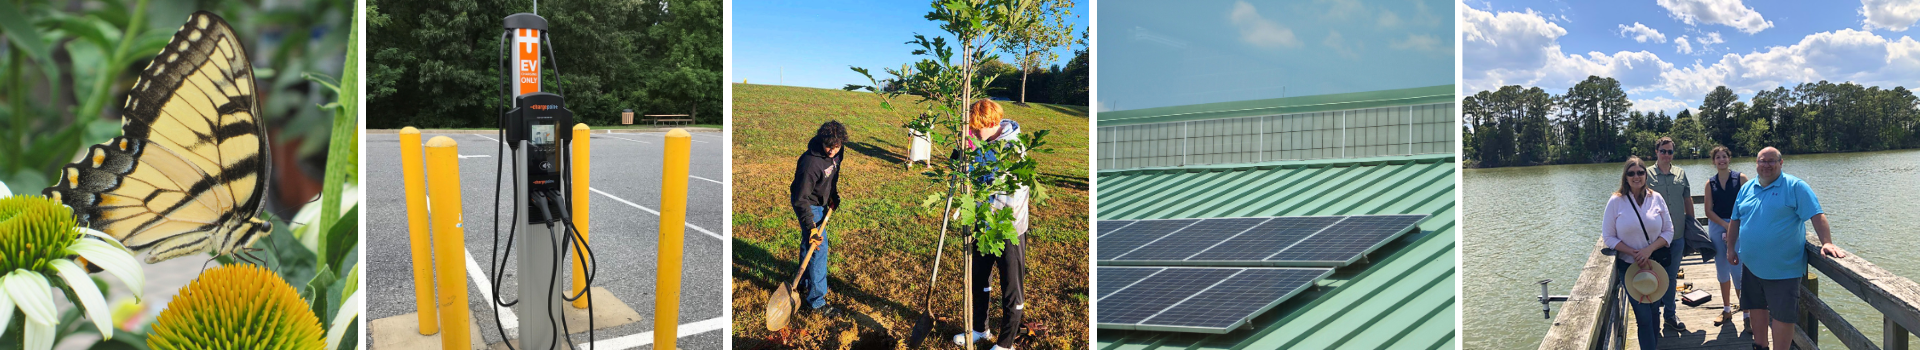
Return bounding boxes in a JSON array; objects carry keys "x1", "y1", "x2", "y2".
[
  {"x1": 148, "y1": 264, "x2": 326, "y2": 350},
  {"x1": 0, "y1": 196, "x2": 80, "y2": 273}
]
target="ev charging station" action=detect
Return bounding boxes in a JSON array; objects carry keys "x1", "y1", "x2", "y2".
[{"x1": 495, "y1": 11, "x2": 593, "y2": 350}]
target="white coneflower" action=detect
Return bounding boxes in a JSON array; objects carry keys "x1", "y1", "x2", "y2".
[{"x1": 0, "y1": 183, "x2": 145, "y2": 350}]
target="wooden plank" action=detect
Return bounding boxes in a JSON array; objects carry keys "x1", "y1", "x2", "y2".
[
  {"x1": 1804, "y1": 231, "x2": 1920, "y2": 337},
  {"x1": 1801, "y1": 286, "x2": 1882, "y2": 350},
  {"x1": 1542, "y1": 239, "x2": 1625, "y2": 350},
  {"x1": 1797, "y1": 328, "x2": 1820, "y2": 350}
]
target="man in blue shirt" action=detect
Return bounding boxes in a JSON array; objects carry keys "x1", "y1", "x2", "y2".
[{"x1": 1727, "y1": 147, "x2": 1846, "y2": 350}]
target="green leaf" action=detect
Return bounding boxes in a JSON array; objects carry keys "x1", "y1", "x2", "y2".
[
  {"x1": 323, "y1": 206, "x2": 359, "y2": 271},
  {"x1": 304, "y1": 268, "x2": 339, "y2": 325}
]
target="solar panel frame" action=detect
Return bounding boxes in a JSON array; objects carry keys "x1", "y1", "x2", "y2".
[{"x1": 1095, "y1": 267, "x2": 1334, "y2": 333}]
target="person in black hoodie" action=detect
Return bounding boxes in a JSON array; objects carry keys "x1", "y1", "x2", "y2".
[{"x1": 791, "y1": 121, "x2": 846, "y2": 316}]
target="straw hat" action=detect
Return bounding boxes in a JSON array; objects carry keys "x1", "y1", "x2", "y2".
[{"x1": 1624, "y1": 259, "x2": 1670, "y2": 303}]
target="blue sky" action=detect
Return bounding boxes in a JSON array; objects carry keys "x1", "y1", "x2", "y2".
[
  {"x1": 1465, "y1": 0, "x2": 1920, "y2": 114},
  {"x1": 732, "y1": 0, "x2": 1089, "y2": 90},
  {"x1": 1097, "y1": 0, "x2": 1456, "y2": 112}
]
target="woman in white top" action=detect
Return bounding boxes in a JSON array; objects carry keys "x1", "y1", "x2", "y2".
[{"x1": 1602, "y1": 156, "x2": 1674, "y2": 350}]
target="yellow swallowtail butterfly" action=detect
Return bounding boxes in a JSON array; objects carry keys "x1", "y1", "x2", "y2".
[{"x1": 44, "y1": 11, "x2": 273, "y2": 264}]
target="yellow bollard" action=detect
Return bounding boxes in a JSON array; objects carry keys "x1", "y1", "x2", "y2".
[
  {"x1": 400, "y1": 128, "x2": 439, "y2": 335},
  {"x1": 655, "y1": 129, "x2": 691, "y2": 350},
  {"x1": 571, "y1": 123, "x2": 592, "y2": 309},
  {"x1": 425, "y1": 136, "x2": 470, "y2": 350}
]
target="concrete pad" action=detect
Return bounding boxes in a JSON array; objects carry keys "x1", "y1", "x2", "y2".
[
  {"x1": 371, "y1": 312, "x2": 486, "y2": 350},
  {"x1": 562, "y1": 287, "x2": 644, "y2": 330}
]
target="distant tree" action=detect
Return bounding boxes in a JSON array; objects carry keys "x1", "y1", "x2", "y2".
[{"x1": 995, "y1": 0, "x2": 1077, "y2": 104}]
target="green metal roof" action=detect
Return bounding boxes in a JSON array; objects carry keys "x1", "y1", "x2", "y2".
[
  {"x1": 1097, "y1": 153, "x2": 1457, "y2": 350},
  {"x1": 1098, "y1": 85, "x2": 1457, "y2": 127}
]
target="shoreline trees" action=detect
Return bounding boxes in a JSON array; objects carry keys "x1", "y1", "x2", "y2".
[{"x1": 1465, "y1": 76, "x2": 1920, "y2": 168}]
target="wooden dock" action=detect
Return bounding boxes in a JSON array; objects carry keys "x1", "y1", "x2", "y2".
[
  {"x1": 1540, "y1": 211, "x2": 1920, "y2": 350},
  {"x1": 1623, "y1": 252, "x2": 1756, "y2": 349}
]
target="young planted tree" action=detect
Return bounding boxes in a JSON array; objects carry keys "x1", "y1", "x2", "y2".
[
  {"x1": 844, "y1": 0, "x2": 1055, "y2": 346},
  {"x1": 995, "y1": 0, "x2": 1076, "y2": 105}
]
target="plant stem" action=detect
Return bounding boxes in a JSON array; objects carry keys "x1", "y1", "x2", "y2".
[
  {"x1": 77, "y1": 0, "x2": 150, "y2": 122},
  {"x1": 317, "y1": 9, "x2": 363, "y2": 264}
]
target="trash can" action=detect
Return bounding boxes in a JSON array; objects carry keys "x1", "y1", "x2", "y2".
[{"x1": 622, "y1": 109, "x2": 634, "y2": 125}]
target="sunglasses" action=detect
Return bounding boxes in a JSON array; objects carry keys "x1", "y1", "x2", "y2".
[
  {"x1": 1658, "y1": 149, "x2": 1674, "y2": 155},
  {"x1": 1625, "y1": 170, "x2": 1647, "y2": 177}
]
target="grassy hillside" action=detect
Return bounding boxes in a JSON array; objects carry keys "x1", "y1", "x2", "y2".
[{"x1": 731, "y1": 84, "x2": 1089, "y2": 349}]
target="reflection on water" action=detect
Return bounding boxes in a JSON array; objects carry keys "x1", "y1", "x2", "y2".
[{"x1": 1464, "y1": 149, "x2": 1920, "y2": 349}]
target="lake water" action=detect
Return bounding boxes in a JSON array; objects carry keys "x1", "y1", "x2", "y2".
[{"x1": 1463, "y1": 148, "x2": 1920, "y2": 349}]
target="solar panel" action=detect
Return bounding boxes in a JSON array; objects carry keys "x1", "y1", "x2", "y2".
[
  {"x1": 1112, "y1": 218, "x2": 1270, "y2": 261},
  {"x1": 1264, "y1": 214, "x2": 1429, "y2": 265},
  {"x1": 1100, "y1": 214, "x2": 1428, "y2": 267},
  {"x1": 1096, "y1": 220, "x2": 1137, "y2": 238},
  {"x1": 1096, "y1": 219, "x2": 1198, "y2": 260},
  {"x1": 1096, "y1": 267, "x2": 1162, "y2": 299},
  {"x1": 1096, "y1": 267, "x2": 1332, "y2": 333},
  {"x1": 1188, "y1": 216, "x2": 1345, "y2": 262}
]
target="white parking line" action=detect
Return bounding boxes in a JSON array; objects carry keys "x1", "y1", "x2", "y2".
[
  {"x1": 466, "y1": 250, "x2": 520, "y2": 333},
  {"x1": 688, "y1": 175, "x2": 723, "y2": 185},
  {"x1": 589, "y1": 187, "x2": 724, "y2": 241},
  {"x1": 575, "y1": 317, "x2": 728, "y2": 350},
  {"x1": 603, "y1": 135, "x2": 652, "y2": 144}
]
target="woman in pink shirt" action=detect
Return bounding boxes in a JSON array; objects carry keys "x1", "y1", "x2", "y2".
[{"x1": 1603, "y1": 156, "x2": 1674, "y2": 350}]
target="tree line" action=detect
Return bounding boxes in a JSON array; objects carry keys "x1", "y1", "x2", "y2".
[
  {"x1": 1464, "y1": 76, "x2": 1920, "y2": 167},
  {"x1": 366, "y1": 0, "x2": 722, "y2": 128}
]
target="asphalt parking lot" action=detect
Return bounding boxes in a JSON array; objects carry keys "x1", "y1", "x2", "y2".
[{"x1": 364, "y1": 129, "x2": 726, "y2": 350}]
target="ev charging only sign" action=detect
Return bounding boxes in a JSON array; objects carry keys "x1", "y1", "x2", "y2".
[{"x1": 515, "y1": 28, "x2": 542, "y2": 96}]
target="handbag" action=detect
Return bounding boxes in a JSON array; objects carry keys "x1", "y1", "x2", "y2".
[{"x1": 1626, "y1": 192, "x2": 1673, "y2": 266}]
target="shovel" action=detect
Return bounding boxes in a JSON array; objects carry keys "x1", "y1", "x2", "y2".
[
  {"x1": 908, "y1": 184, "x2": 958, "y2": 347},
  {"x1": 766, "y1": 213, "x2": 830, "y2": 331}
]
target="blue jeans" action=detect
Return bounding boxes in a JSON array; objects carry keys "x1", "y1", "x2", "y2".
[
  {"x1": 1631, "y1": 295, "x2": 1662, "y2": 349},
  {"x1": 1663, "y1": 223, "x2": 1688, "y2": 322},
  {"x1": 798, "y1": 206, "x2": 831, "y2": 309},
  {"x1": 1709, "y1": 221, "x2": 1742, "y2": 290}
]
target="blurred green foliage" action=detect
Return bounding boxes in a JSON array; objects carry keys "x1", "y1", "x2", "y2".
[{"x1": 367, "y1": 0, "x2": 723, "y2": 128}]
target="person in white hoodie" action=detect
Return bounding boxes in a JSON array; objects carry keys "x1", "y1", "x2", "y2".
[{"x1": 952, "y1": 100, "x2": 1030, "y2": 350}]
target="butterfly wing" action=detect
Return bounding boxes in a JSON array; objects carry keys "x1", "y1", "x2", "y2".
[{"x1": 44, "y1": 11, "x2": 272, "y2": 263}]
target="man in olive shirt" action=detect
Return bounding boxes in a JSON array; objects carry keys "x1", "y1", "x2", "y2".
[{"x1": 1647, "y1": 136, "x2": 1695, "y2": 331}]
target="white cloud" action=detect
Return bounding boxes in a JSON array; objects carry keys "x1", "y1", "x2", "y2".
[
  {"x1": 1676, "y1": 36, "x2": 1695, "y2": 54},
  {"x1": 1465, "y1": 4, "x2": 1920, "y2": 102},
  {"x1": 1316, "y1": 0, "x2": 1367, "y2": 19},
  {"x1": 1698, "y1": 32, "x2": 1726, "y2": 45},
  {"x1": 1656, "y1": 0, "x2": 1774, "y2": 34},
  {"x1": 1230, "y1": 1, "x2": 1302, "y2": 48},
  {"x1": 1862, "y1": 0, "x2": 1920, "y2": 31},
  {"x1": 1379, "y1": 10, "x2": 1402, "y2": 27},
  {"x1": 1462, "y1": 6, "x2": 1568, "y2": 91},
  {"x1": 1633, "y1": 96, "x2": 1692, "y2": 113},
  {"x1": 1325, "y1": 30, "x2": 1360, "y2": 58},
  {"x1": 1619, "y1": 22, "x2": 1669, "y2": 43},
  {"x1": 1662, "y1": 29, "x2": 1920, "y2": 96},
  {"x1": 1391, "y1": 34, "x2": 1445, "y2": 52}
]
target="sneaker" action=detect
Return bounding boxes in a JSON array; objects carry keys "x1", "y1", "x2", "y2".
[
  {"x1": 1715, "y1": 310, "x2": 1731, "y2": 326},
  {"x1": 952, "y1": 331, "x2": 992, "y2": 346}
]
